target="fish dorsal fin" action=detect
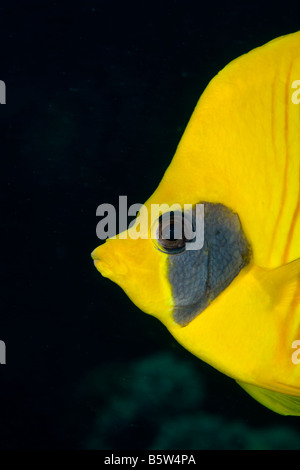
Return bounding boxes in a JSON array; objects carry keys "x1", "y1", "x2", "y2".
[{"x1": 237, "y1": 381, "x2": 300, "y2": 416}]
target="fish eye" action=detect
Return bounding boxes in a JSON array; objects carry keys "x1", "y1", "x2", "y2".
[{"x1": 154, "y1": 211, "x2": 195, "y2": 255}]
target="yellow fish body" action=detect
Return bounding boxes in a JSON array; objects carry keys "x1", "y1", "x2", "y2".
[{"x1": 92, "y1": 32, "x2": 300, "y2": 415}]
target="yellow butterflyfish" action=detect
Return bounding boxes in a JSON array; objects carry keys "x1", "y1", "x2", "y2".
[{"x1": 92, "y1": 32, "x2": 300, "y2": 416}]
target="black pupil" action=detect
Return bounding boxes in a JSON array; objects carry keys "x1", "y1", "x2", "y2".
[
  {"x1": 168, "y1": 224, "x2": 175, "y2": 240},
  {"x1": 157, "y1": 212, "x2": 189, "y2": 252},
  {"x1": 162, "y1": 221, "x2": 178, "y2": 240}
]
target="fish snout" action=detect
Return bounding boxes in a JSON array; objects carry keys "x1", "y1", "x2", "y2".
[{"x1": 91, "y1": 240, "x2": 128, "y2": 278}]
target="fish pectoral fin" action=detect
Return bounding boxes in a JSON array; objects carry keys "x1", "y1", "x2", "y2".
[
  {"x1": 238, "y1": 259, "x2": 300, "y2": 416},
  {"x1": 273, "y1": 258, "x2": 300, "y2": 308},
  {"x1": 236, "y1": 380, "x2": 300, "y2": 416},
  {"x1": 273, "y1": 257, "x2": 300, "y2": 286},
  {"x1": 255, "y1": 258, "x2": 300, "y2": 307}
]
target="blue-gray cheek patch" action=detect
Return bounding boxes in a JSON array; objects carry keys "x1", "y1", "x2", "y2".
[{"x1": 168, "y1": 202, "x2": 251, "y2": 326}]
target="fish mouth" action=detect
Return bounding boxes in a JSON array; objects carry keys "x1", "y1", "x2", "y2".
[
  {"x1": 91, "y1": 248, "x2": 101, "y2": 263},
  {"x1": 91, "y1": 249, "x2": 113, "y2": 277},
  {"x1": 91, "y1": 246, "x2": 128, "y2": 278}
]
